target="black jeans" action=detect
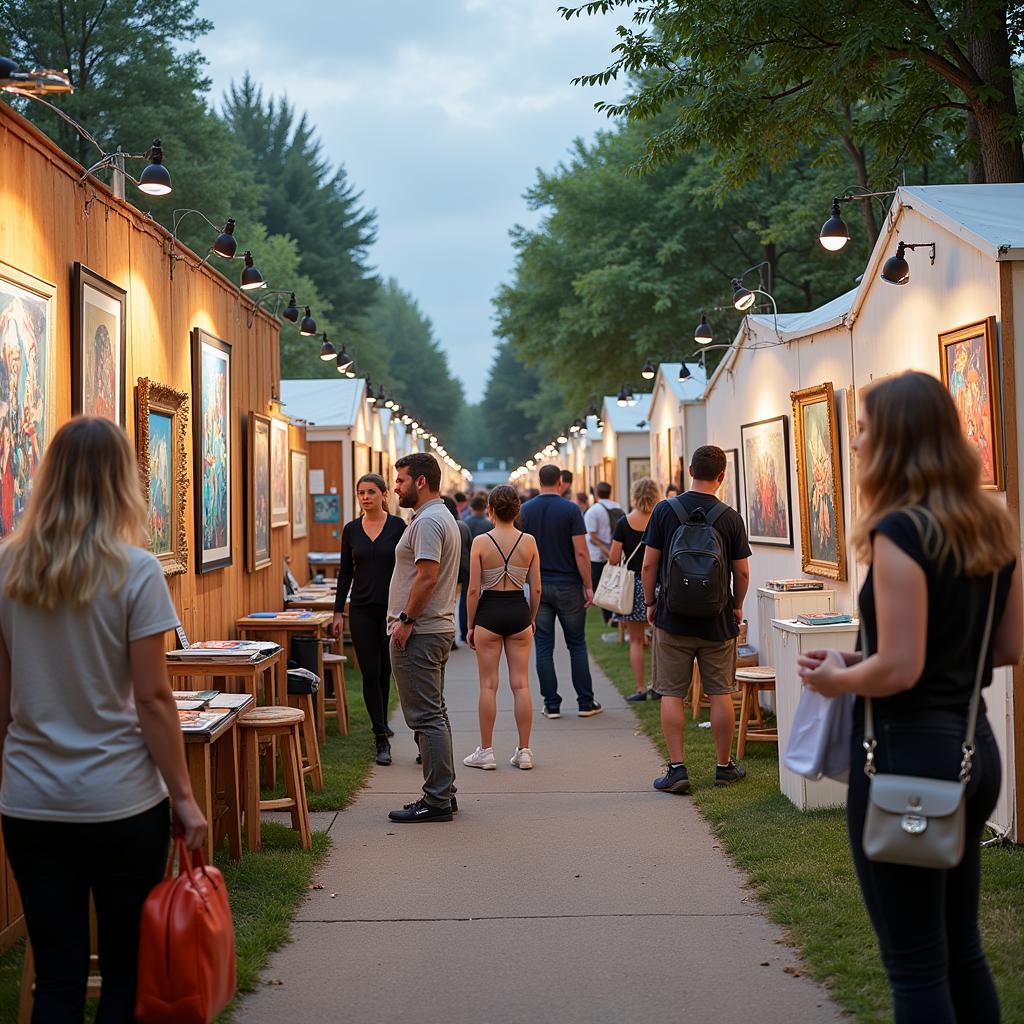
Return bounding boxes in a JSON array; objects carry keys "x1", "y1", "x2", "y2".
[
  {"x1": 2, "y1": 799, "x2": 170, "y2": 1024},
  {"x1": 848, "y1": 708, "x2": 1001, "y2": 1024},
  {"x1": 349, "y1": 602, "x2": 392, "y2": 737}
]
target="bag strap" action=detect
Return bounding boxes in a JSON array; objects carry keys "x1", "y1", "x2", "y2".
[
  {"x1": 668, "y1": 495, "x2": 689, "y2": 528},
  {"x1": 863, "y1": 571, "x2": 998, "y2": 781},
  {"x1": 620, "y1": 538, "x2": 645, "y2": 569}
]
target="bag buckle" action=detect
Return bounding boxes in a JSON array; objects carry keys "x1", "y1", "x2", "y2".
[
  {"x1": 900, "y1": 813, "x2": 928, "y2": 835},
  {"x1": 863, "y1": 738, "x2": 877, "y2": 777}
]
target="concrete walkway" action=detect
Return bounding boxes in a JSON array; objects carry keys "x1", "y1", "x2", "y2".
[{"x1": 243, "y1": 638, "x2": 842, "y2": 1023}]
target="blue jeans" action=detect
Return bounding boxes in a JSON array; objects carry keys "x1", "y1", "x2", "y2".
[{"x1": 534, "y1": 579, "x2": 595, "y2": 710}]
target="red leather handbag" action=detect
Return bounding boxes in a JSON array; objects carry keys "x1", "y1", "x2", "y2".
[{"x1": 135, "y1": 837, "x2": 237, "y2": 1024}]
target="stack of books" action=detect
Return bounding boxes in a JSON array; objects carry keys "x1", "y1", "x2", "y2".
[
  {"x1": 764, "y1": 579, "x2": 826, "y2": 592},
  {"x1": 167, "y1": 640, "x2": 280, "y2": 664},
  {"x1": 796, "y1": 613, "x2": 854, "y2": 626}
]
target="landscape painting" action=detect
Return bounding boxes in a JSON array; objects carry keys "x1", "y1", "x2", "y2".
[
  {"x1": 939, "y1": 316, "x2": 1003, "y2": 490},
  {"x1": 72, "y1": 264, "x2": 126, "y2": 425},
  {"x1": 740, "y1": 416, "x2": 793, "y2": 547},
  {"x1": 291, "y1": 449, "x2": 308, "y2": 540},
  {"x1": 191, "y1": 329, "x2": 232, "y2": 572},
  {"x1": 0, "y1": 263, "x2": 55, "y2": 538},
  {"x1": 312, "y1": 493, "x2": 341, "y2": 523},
  {"x1": 270, "y1": 417, "x2": 289, "y2": 527},
  {"x1": 247, "y1": 413, "x2": 272, "y2": 571},
  {"x1": 791, "y1": 383, "x2": 846, "y2": 580}
]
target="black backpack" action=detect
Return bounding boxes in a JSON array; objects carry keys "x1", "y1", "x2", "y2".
[
  {"x1": 661, "y1": 496, "x2": 729, "y2": 619},
  {"x1": 604, "y1": 504, "x2": 626, "y2": 537}
]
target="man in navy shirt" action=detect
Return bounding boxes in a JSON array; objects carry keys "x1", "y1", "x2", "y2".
[{"x1": 519, "y1": 465, "x2": 602, "y2": 718}]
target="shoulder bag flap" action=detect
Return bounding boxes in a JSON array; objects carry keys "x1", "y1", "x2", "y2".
[{"x1": 868, "y1": 773, "x2": 963, "y2": 819}]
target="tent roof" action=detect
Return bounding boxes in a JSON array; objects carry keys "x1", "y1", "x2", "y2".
[
  {"x1": 280, "y1": 378, "x2": 365, "y2": 427},
  {"x1": 899, "y1": 184, "x2": 1024, "y2": 261},
  {"x1": 652, "y1": 362, "x2": 708, "y2": 402},
  {"x1": 601, "y1": 394, "x2": 653, "y2": 434},
  {"x1": 746, "y1": 287, "x2": 857, "y2": 341}
]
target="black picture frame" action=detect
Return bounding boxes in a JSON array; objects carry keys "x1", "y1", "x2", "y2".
[
  {"x1": 71, "y1": 263, "x2": 127, "y2": 425},
  {"x1": 739, "y1": 415, "x2": 794, "y2": 547}
]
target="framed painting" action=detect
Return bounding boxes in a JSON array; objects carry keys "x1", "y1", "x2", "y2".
[
  {"x1": 135, "y1": 378, "x2": 189, "y2": 576},
  {"x1": 791, "y1": 383, "x2": 847, "y2": 580},
  {"x1": 740, "y1": 415, "x2": 793, "y2": 547},
  {"x1": 291, "y1": 449, "x2": 309, "y2": 540},
  {"x1": 627, "y1": 457, "x2": 651, "y2": 492},
  {"x1": 270, "y1": 416, "x2": 289, "y2": 527},
  {"x1": 718, "y1": 448, "x2": 741, "y2": 514},
  {"x1": 246, "y1": 412, "x2": 272, "y2": 572},
  {"x1": 191, "y1": 329, "x2": 232, "y2": 573},
  {"x1": 312, "y1": 493, "x2": 341, "y2": 523},
  {"x1": 71, "y1": 264, "x2": 126, "y2": 425},
  {"x1": 0, "y1": 262, "x2": 57, "y2": 538},
  {"x1": 351, "y1": 441, "x2": 372, "y2": 518},
  {"x1": 939, "y1": 316, "x2": 1003, "y2": 490}
]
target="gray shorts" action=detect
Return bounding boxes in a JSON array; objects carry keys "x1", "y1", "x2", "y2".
[{"x1": 651, "y1": 629, "x2": 737, "y2": 698}]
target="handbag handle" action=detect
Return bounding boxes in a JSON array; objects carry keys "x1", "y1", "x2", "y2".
[
  {"x1": 863, "y1": 571, "x2": 998, "y2": 781},
  {"x1": 618, "y1": 539, "x2": 645, "y2": 570}
]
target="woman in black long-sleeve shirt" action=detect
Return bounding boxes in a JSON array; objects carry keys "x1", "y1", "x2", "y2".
[{"x1": 332, "y1": 473, "x2": 406, "y2": 765}]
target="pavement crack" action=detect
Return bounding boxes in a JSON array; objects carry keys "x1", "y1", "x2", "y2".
[{"x1": 295, "y1": 912, "x2": 760, "y2": 924}]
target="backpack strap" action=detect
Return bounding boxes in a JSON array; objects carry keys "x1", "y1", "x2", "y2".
[
  {"x1": 705, "y1": 500, "x2": 729, "y2": 527},
  {"x1": 668, "y1": 494, "x2": 727, "y2": 527}
]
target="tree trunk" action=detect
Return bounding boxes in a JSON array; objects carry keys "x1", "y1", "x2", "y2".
[
  {"x1": 965, "y1": 111, "x2": 985, "y2": 182},
  {"x1": 964, "y1": 5, "x2": 1024, "y2": 182},
  {"x1": 840, "y1": 130, "x2": 879, "y2": 246}
]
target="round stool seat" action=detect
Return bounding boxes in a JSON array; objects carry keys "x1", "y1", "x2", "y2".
[
  {"x1": 322, "y1": 652, "x2": 347, "y2": 664},
  {"x1": 240, "y1": 705, "x2": 305, "y2": 729},
  {"x1": 736, "y1": 666, "x2": 775, "y2": 682}
]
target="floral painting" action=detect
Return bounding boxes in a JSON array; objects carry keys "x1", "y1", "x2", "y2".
[
  {"x1": 0, "y1": 264, "x2": 55, "y2": 538},
  {"x1": 73, "y1": 265, "x2": 125, "y2": 425},
  {"x1": 791, "y1": 384, "x2": 846, "y2": 580},
  {"x1": 940, "y1": 317, "x2": 1003, "y2": 490},
  {"x1": 740, "y1": 416, "x2": 793, "y2": 547},
  {"x1": 270, "y1": 417, "x2": 289, "y2": 527},
  {"x1": 148, "y1": 411, "x2": 173, "y2": 555},
  {"x1": 191, "y1": 330, "x2": 232, "y2": 572}
]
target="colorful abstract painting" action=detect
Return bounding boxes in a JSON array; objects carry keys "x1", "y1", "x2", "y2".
[
  {"x1": 291, "y1": 450, "x2": 308, "y2": 540},
  {"x1": 191, "y1": 330, "x2": 232, "y2": 572},
  {"x1": 270, "y1": 417, "x2": 289, "y2": 527},
  {"x1": 249, "y1": 413, "x2": 271, "y2": 570},
  {"x1": 940, "y1": 317, "x2": 1003, "y2": 490},
  {"x1": 718, "y1": 448, "x2": 740, "y2": 513},
  {"x1": 740, "y1": 416, "x2": 793, "y2": 547},
  {"x1": 0, "y1": 265, "x2": 54, "y2": 538},
  {"x1": 148, "y1": 410, "x2": 173, "y2": 555},
  {"x1": 73, "y1": 265, "x2": 125, "y2": 424}
]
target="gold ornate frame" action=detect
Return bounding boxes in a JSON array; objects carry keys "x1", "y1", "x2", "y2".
[
  {"x1": 791, "y1": 382, "x2": 846, "y2": 580},
  {"x1": 135, "y1": 378, "x2": 189, "y2": 576}
]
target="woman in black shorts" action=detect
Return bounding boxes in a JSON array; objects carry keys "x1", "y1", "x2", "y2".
[{"x1": 463, "y1": 486, "x2": 541, "y2": 771}]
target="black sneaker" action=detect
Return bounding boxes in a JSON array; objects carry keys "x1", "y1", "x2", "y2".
[
  {"x1": 388, "y1": 798, "x2": 453, "y2": 823},
  {"x1": 375, "y1": 737, "x2": 392, "y2": 766},
  {"x1": 653, "y1": 763, "x2": 691, "y2": 794},
  {"x1": 646, "y1": 688, "x2": 661, "y2": 701},
  {"x1": 715, "y1": 761, "x2": 747, "y2": 787},
  {"x1": 578, "y1": 703, "x2": 603, "y2": 718},
  {"x1": 626, "y1": 691, "x2": 647, "y2": 702},
  {"x1": 450, "y1": 797, "x2": 459, "y2": 814},
  {"x1": 541, "y1": 706, "x2": 561, "y2": 719}
]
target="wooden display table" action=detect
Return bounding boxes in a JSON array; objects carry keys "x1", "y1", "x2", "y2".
[
  {"x1": 307, "y1": 551, "x2": 341, "y2": 578},
  {"x1": 286, "y1": 591, "x2": 338, "y2": 611},
  {"x1": 771, "y1": 618, "x2": 858, "y2": 810},
  {"x1": 166, "y1": 648, "x2": 285, "y2": 705},
  {"x1": 180, "y1": 693, "x2": 254, "y2": 863}
]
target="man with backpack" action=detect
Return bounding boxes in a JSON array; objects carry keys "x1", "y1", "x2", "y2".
[
  {"x1": 584, "y1": 482, "x2": 624, "y2": 625},
  {"x1": 641, "y1": 446, "x2": 751, "y2": 793}
]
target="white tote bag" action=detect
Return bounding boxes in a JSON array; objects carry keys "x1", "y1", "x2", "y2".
[
  {"x1": 783, "y1": 687, "x2": 854, "y2": 783},
  {"x1": 593, "y1": 541, "x2": 643, "y2": 616}
]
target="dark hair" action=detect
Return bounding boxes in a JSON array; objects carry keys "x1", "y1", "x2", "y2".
[
  {"x1": 441, "y1": 495, "x2": 459, "y2": 519},
  {"x1": 595, "y1": 481, "x2": 612, "y2": 499},
  {"x1": 527, "y1": 488, "x2": 540, "y2": 499},
  {"x1": 356, "y1": 473, "x2": 387, "y2": 493},
  {"x1": 488, "y1": 484, "x2": 521, "y2": 523},
  {"x1": 575, "y1": 491, "x2": 589, "y2": 505},
  {"x1": 470, "y1": 494, "x2": 487, "y2": 513},
  {"x1": 538, "y1": 464, "x2": 562, "y2": 486},
  {"x1": 690, "y1": 445, "x2": 727, "y2": 482},
  {"x1": 454, "y1": 491, "x2": 467, "y2": 503},
  {"x1": 560, "y1": 469, "x2": 573, "y2": 484},
  {"x1": 395, "y1": 452, "x2": 441, "y2": 491},
  {"x1": 665, "y1": 484, "x2": 680, "y2": 497}
]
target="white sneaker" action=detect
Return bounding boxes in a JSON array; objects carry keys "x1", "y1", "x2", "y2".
[
  {"x1": 463, "y1": 746, "x2": 497, "y2": 770},
  {"x1": 510, "y1": 747, "x2": 534, "y2": 770}
]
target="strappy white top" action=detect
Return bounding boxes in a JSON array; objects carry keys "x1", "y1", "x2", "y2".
[{"x1": 480, "y1": 532, "x2": 531, "y2": 591}]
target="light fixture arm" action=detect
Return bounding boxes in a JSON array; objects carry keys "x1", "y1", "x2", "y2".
[
  {"x1": 245, "y1": 289, "x2": 304, "y2": 329},
  {"x1": 171, "y1": 208, "x2": 225, "y2": 238},
  {"x1": 734, "y1": 260, "x2": 773, "y2": 291},
  {"x1": 747, "y1": 288, "x2": 780, "y2": 336},
  {"x1": 900, "y1": 241, "x2": 936, "y2": 265},
  {"x1": 10, "y1": 89, "x2": 107, "y2": 162}
]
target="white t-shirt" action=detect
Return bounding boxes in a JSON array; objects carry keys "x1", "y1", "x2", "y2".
[
  {"x1": 0, "y1": 544, "x2": 180, "y2": 823},
  {"x1": 583, "y1": 499, "x2": 622, "y2": 563}
]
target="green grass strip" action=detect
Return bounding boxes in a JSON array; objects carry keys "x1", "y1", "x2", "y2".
[{"x1": 586, "y1": 609, "x2": 1024, "y2": 1024}]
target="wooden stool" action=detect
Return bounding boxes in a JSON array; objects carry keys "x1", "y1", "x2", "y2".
[
  {"x1": 286, "y1": 690, "x2": 325, "y2": 792},
  {"x1": 735, "y1": 666, "x2": 779, "y2": 759},
  {"x1": 322, "y1": 653, "x2": 350, "y2": 736},
  {"x1": 20, "y1": 903, "x2": 101, "y2": 1022},
  {"x1": 239, "y1": 706, "x2": 311, "y2": 851}
]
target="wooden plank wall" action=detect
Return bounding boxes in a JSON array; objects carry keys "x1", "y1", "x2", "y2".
[
  {"x1": 0, "y1": 105, "x2": 310, "y2": 944},
  {"x1": 309, "y1": 439, "x2": 346, "y2": 552}
]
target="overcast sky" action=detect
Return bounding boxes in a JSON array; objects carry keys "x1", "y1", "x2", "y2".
[{"x1": 195, "y1": 0, "x2": 624, "y2": 400}]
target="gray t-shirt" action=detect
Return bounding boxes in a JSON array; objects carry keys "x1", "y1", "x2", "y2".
[
  {"x1": 0, "y1": 544, "x2": 180, "y2": 822},
  {"x1": 387, "y1": 498, "x2": 461, "y2": 635}
]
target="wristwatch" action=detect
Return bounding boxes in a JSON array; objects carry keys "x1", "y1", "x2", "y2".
[{"x1": 399, "y1": 611, "x2": 416, "y2": 624}]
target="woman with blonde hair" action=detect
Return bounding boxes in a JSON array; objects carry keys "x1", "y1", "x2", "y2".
[
  {"x1": 608, "y1": 477, "x2": 662, "y2": 700},
  {"x1": 0, "y1": 417, "x2": 206, "y2": 1022},
  {"x1": 799, "y1": 372, "x2": 1021, "y2": 1023},
  {"x1": 463, "y1": 485, "x2": 541, "y2": 770}
]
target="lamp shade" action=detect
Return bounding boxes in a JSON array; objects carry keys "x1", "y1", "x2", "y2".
[
  {"x1": 299, "y1": 307, "x2": 317, "y2": 336},
  {"x1": 240, "y1": 251, "x2": 265, "y2": 291},
  {"x1": 137, "y1": 139, "x2": 172, "y2": 196},
  {"x1": 819, "y1": 198, "x2": 849, "y2": 251},
  {"x1": 319, "y1": 333, "x2": 337, "y2": 360},
  {"x1": 557, "y1": 432, "x2": 569, "y2": 444},
  {"x1": 731, "y1": 277, "x2": 755, "y2": 311},
  {"x1": 212, "y1": 218, "x2": 237, "y2": 259},
  {"x1": 616, "y1": 384, "x2": 629, "y2": 407},
  {"x1": 880, "y1": 242, "x2": 910, "y2": 285},
  {"x1": 281, "y1": 292, "x2": 299, "y2": 323},
  {"x1": 679, "y1": 363, "x2": 692, "y2": 381},
  {"x1": 694, "y1": 309, "x2": 712, "y2": 344},
  {"x1": 365, "y1": 379, "x2": 376, "y2": 404},
  {"x1": 336, "y1": 345, "x2": 353, "y2": 372},
  {"x1": 641, "y1": 359, "x2": 655, "y2": 380}
]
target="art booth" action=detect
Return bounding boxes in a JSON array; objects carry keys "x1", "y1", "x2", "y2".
[
  {"x1": 645, "y1": 362, "x2": 707, "y2": 492},
  {"x1": 598, "y1": 393, "x2": 653, "y2": 507}
]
